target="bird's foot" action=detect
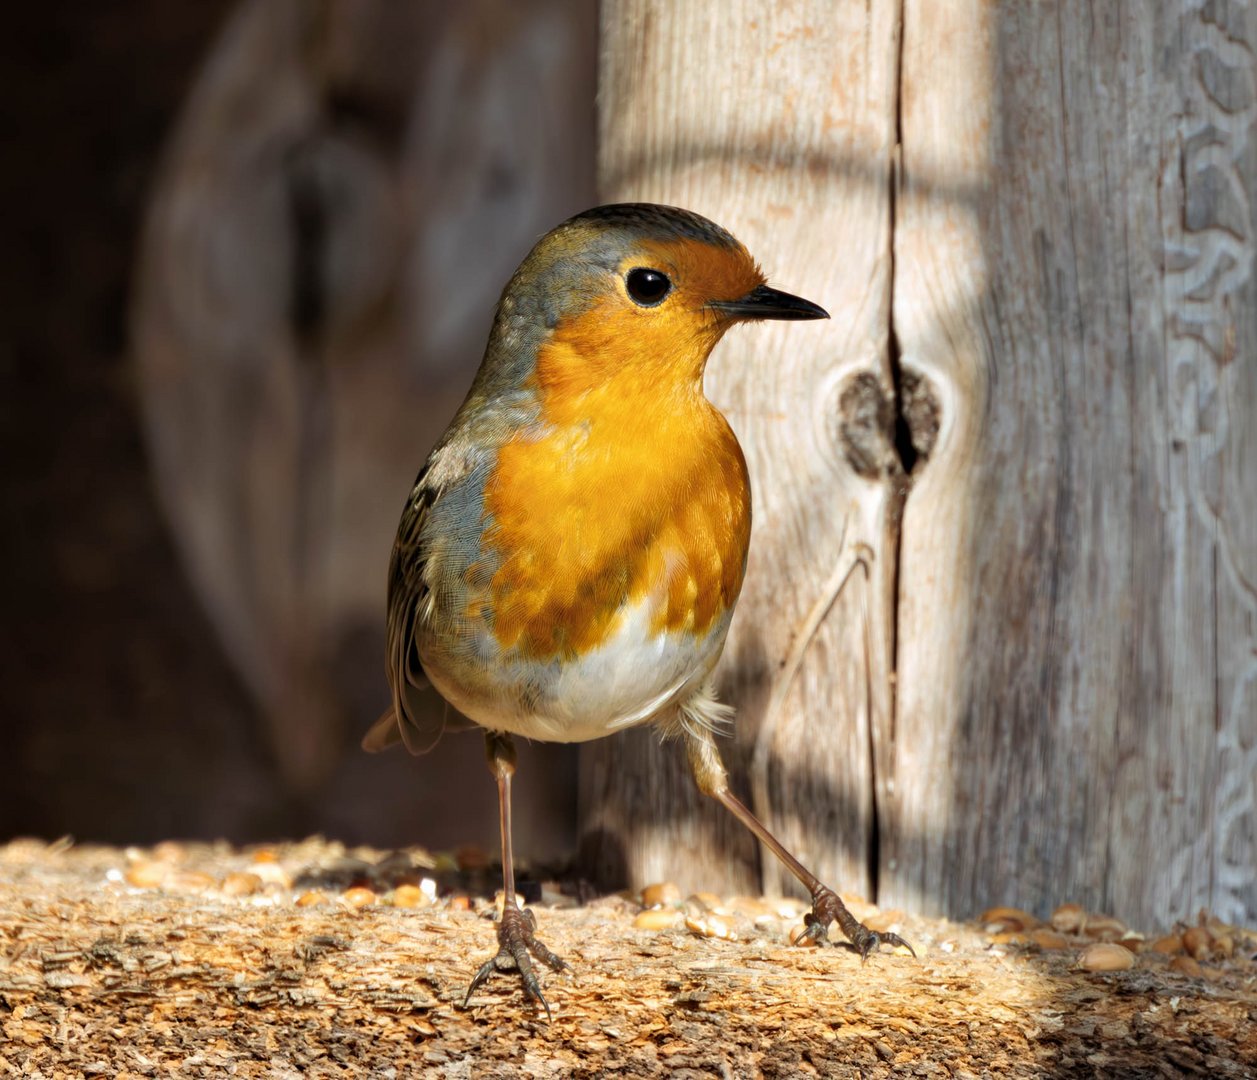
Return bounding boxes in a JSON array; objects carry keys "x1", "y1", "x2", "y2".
[
  {"x1": 797, "y1": 885, "x2": 916, "y2": 961},
  {"x1": 463, "y1": 900, "x2": 567, "y2": 1019}
]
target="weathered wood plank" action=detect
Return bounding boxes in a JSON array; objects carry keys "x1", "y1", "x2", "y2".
[
  {"x1": 889, "y1": 1, "x2": 1257, "y2": 926},
  {"x1": 582, "y1": 1, "x2": 901, "y2": 897},
  {"x1": 131, "y1": 0, "x2": 594, "y2": 852}
]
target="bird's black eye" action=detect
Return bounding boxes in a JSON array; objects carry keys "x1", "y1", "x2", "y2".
[{"x1": 625, "y1": 267, "x2": 672, "y2": 306}]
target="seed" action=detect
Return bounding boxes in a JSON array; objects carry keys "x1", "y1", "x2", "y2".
[
  {"x1": 125, "y1": 861, "x2": 168, "y2": 889},
  {"x1": 344, "y1": 886, "x2": 376, "y2": 908},
  {"x1": 391, "y1": 884, "x2": 430, "y2": 909},
  {"x1": 980, "y1": 906, "x2": 1040, "y2": 933},
  {"x1": 170, "y1": 871, "x2": 216, "y2": 893},
  {"x1": 1051, "y1": 903, "x2": 1085, "y2": 934},
  {"x1": 634, "y1": 909, "x2": 682, "y2": 931},
  {"x1": 1115, "y1": 932, "x2": 1144, "y2": 953},
  {"x1": 1079, "y1": 943, "x2": 1135, "y2": 971},
  {"x1": 685, "y1": 913, "x2": 737, "y2": 940},
  {"x1": 447, "y1": 894, "x2": 471, "y2": 912},
  {"x1": 1182, "y1": 927, "x2": 1213, "y2": 960},
  {"x1": 251, "y1": 861, "x2": 291, "y2": 888},
  {"x1": 866, "y1": 909, "x2": 907, "y2": 933},
  {"x1": 1169, "y1": 955, "x2": 1203, "y2": 978},
  {"x1": 688, "y1": 891, "x2": 724, "y2": 912},
  {"x1": 640, "y1": 882, "x2": 681, "y2": 909},
  {"x1": 1210, "y1": 931, "x2": 1234, "y2": 959},
  {"x1": 221, "y1": 872, "x2": 262, "y2": 897},
  {"x1": 296, "y1": 891, "x2": 327, "y2": 907},
  {"x1": 1083, "y1": 914, "x2": 1127, "y2": 941},
  {"x1": 1148, "y1": 934, "x2": 1183, "y2": 955},
  {"x1": 789, "y1": 923, "x2": 820, "y2": 946},
  {"x1": 152, "y1": 841, "x2": 186, "y2": 864},
  {"x1": 1029, "y1": 929, "x2": 1070, "y2": 950}
]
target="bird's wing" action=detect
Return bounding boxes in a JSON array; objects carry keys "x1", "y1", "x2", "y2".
[{"x1": 365, "y1": 464, "x2": 475, "y2": 756}]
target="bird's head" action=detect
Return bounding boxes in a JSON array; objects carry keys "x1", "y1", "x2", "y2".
[{"x1": 488, "y1": 203, "x2": 828, "y2": 401}]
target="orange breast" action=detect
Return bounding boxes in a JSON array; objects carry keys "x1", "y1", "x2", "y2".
[{"x1": 480, "y1": 307, "x2": 750, "y2": 661}]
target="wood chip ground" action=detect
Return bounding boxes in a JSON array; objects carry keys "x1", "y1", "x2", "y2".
[{"x1": 1, "y1": 840, "x2": 1254, "y2": 1078}]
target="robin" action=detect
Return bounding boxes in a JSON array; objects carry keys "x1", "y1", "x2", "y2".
[{"x1": 364, "y1": 203, "x2": 913, "y2": 1017}]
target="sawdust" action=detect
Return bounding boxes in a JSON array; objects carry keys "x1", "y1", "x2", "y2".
[{"x1": 1, "y1": 839, "x2": 1254, "y2": 1078}]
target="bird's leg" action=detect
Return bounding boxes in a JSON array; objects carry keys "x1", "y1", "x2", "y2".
[
  {"x1": 462, "y1": 732, "x2": 567, "y2": 1018},
  {"x1": 685, "y1": 730, "x2": 914, "y2": 960}
]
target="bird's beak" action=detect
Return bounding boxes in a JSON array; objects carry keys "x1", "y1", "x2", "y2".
[{"x1": 709, "y1": 283, "x2": 829, "y2": 322}]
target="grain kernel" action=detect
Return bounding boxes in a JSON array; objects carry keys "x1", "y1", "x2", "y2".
[
  {"x1": 1051, "y1": 903, "x2": 1085, "y2": 934},
  {"x1": 789, "y1": 923, "x2": 820, "y2": 946},
  {"x1": 391, "y1": 884, "x2": 429, "y2": 909},
  {"x1": 866, "y1": 909, "x2": 906, "y2": 934},
  {"x1": 1182, "y1": 926, "x2": 1213, "y2": 960},
  {"x1": 296, "y1": 890, "x2": 327, "y2": 907},
  {"x1": 980, "y1": 906, "x2": 1039, "y2": 933},
  {"x1": 152, "y1": 841, "x2": 186, "y2": 864},
  {"x1": 1169, "y1": 955, "x2": 1203, "y2": 978},
  {"x1": 125, "y1": 861, "x2": 168, "y2": 889},
  {"x1": 221, "y1": 872, "x2": 262, "y2": 897},
  {"x1": 343, "y1": 886, "x2": 376, "y2": 908},
  {"x1": 1029, "y1": 929, "x2": 1070, "y2": 950},
  {"x1": 1079, "y1": 943, "x2": 1135, "y2": 971},
  {"x1": 1117, "y1": 932, "x2": 1144, "y2": 953},
  {"x1": 1148, "y1": 934, "x2": 1183, "y2": 955},
  {"x1": 640, "y1": 882, "x2": 681, "y2": 909},
  {"x1": 634, "y1": 909, "x2": 682, "y2": 931},
  {"x1": 1083, "y1": 914, "x2": 1127, "y2": 941},
  {"x1": 685, "y1": 913, "x2": 737, "y2": 940},
  {"x1": 170, "y1": 871, "x2": 216, "y2": 893},
  {"x1": 251, "y1": 861, "x2": 291, "y2": 888}
]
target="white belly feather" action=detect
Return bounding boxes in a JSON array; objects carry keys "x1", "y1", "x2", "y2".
[{"x1": 422, "y1": 592, "x2": 732, "y2": 744}]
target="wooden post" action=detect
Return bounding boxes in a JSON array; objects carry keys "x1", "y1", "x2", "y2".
[
  {"x1": 582, "y1": 0, "x2": 902, "y2": 897},
  {"x1": 889, "y1": 1, "x2": 1257, "y2": 927},
  {"x1": 133, "y1": 0, "x2": 595, "y2": 834},
  {"x1": 586, "y1": 0, "x2": 1257, "y2": 930}
]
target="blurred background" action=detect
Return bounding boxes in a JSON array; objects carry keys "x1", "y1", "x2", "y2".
[{"x1": 1, "y1": 0, "x2": 597, "y2": 863}]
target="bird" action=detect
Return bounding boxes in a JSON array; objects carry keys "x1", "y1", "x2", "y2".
[{"x1": 363, "y1": 202, "x2": 913, "y2": 1017}]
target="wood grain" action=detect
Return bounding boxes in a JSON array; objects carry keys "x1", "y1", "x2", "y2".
[
  {"x1": 583, "y1": 1, "x2": 902, "y2": 898},
  {"x1": 588, "y1": 1, "x2": 1256, "y2": 931},
  {"x1": 889, "y1": 1, "x2": 1257, "y2": 927},
  {"x1": 132, "y1": 0, "x2": 595, "y2": 806}
]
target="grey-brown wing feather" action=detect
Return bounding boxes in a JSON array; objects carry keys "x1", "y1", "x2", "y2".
[{"x1": 364, "y1": 463, "x2": 476, "y2": 755}]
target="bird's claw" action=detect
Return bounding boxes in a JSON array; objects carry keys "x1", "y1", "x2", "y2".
[
  {"x1": 462, "y1": 902, "x2": 567, "y2": 1019},
  {"x1": 800, "y1": 885, "x2": 917, "y2": 960}
]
